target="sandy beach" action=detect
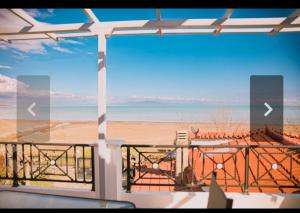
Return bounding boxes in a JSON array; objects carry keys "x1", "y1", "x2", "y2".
[{"x1": 1, "y1": 119, "x2": 300, "y2": 145}]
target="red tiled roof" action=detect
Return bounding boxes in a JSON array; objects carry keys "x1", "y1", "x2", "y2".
[
  {"x1": 189, "y1": 131, "x2": 251, "y2": 140},
  {"x1": 130, "y1": 129, "x2": 300, "y2": 193}
]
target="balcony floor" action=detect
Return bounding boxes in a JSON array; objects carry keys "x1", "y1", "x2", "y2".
[{"x1": 0, "y1": 190, "x2": 135, "y2": 208}]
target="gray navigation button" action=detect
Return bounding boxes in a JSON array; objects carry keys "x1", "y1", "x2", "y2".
[
  {"x1": 17, "y1": 75, "x2": 50, "y2": 142},
  {"x1": 250, "y1": 75, "x2": 283, "y2": 142}
]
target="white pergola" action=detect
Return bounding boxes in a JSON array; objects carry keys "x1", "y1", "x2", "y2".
[
  {"x1": 2, "y1": 8, "x2": 300, "y2": 138},
  {"x1": 1, "y1": 8, "x2": 300, "y2": 199}
]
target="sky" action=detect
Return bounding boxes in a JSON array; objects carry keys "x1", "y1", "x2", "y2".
[{"x1": 0, "y1": 9, "x2": 300, "y2": 106}]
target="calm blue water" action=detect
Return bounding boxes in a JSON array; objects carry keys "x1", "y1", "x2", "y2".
[{"x1": 1, "y1": 104, "x2": 300, "y2": 123}]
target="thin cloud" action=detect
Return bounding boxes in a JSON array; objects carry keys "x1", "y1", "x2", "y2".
[
  {"x1": 0, "y1": 40, "x2": 51, "y2": 54},
  {"x1": 25, "y1": 9, "x2": 55, "y2": 19},
  {"x1": 60, "y1": 39, "x2": 83, "y2": 45},
  {"x1": 129, "y1": 95, "x2": 210, "y2": 103},
  {"x1": 50, "y1": 91, "x2": 97, "y2": 103},
  {"x1": 53, "y1": 46, "x2": 73, "y2": 54},
  {"x1": 12, "y1": 50, "x2": 27, "y2": 60},
  {"x1": 0, "y1": 74, "x2": 28, "y2": 98},
  {"x1": 110, "y1": 95, "x2": 300, "y2": 106},
  {"x1": 107, "y1": 95, "x2": 214, "y2": 105},
  {"x1": 0, "y1": 64, "x2": 12, "y2": 69},
  {"x1": 0, "y1": 39, "x2": 81, "y2": 55},
  {"x1": 285, "y1": 97, "x2": 300, "y2": 106},
  {"x1": 0, "y1": 74, "x2": 96, "y2": 105}
]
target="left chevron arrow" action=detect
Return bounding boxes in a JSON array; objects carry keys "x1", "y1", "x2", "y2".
[{"x1": 27, "y1": 102, "x2": 36, "y2": 117}]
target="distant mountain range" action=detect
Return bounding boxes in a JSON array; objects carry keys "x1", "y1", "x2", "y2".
[{"x1": 108, "y1": 100, "x2": 211, "y2": 107}]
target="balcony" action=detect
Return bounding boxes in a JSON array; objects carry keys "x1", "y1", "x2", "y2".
[
  {"x1": 0, "y1": 141, "x2": 135, "y2": 208},
  {"x1": 1, "y1": 128, "x2": 300, "y2": 208}
]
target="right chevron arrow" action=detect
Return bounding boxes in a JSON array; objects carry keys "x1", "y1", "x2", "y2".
[{"x1": 264, "y1": 102, "x2": 273, "y2": 117}]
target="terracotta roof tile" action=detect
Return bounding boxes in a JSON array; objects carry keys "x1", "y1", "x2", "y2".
[{"x1": 130, "y1": 129, "x2": 300, "y2": 193}]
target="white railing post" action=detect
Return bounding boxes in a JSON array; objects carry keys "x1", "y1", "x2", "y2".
[{"x1": 105, "y1": 140, "x2": 123, "y2": 200}]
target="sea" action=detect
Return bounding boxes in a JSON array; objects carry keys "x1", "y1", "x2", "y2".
[{"x1": 0, "y1": 104, "x2": 300, "y2": 123}]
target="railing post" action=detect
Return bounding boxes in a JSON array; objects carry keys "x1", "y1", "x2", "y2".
[
  {"x1": 91, "y1": 146, "x2": 95, "y2": 191},
  {"x1": 105, "y1": 140, "x2": 123, "y2": 200},
  {"x1": 244, "y1": 146, "x2": 250, "y2": 194},
  {"x1": 181, "y1": 147, "x2": 183, "y2": 184},
  {"x1": 126, "y1": 146, "x2": 131, "y2": 193},
  {"x1": 12, "y1": 144, "x2": 19, "y2": 187},
  {"x1": 191, "y1": 147, "x2": 196, "y2": 185}
]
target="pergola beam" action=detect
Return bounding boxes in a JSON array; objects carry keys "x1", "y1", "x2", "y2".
[
  {"x1": 0, "y1": 36, "x2": 9, "y2": 42},
  {"x1": 2, "y1": 18, "x2": 300, "y2": 37},
  {"x1": 10, "y1": 9, "x2": 40, "y2": 26},
  {"x1": 156, "y1": 9, "x2": 161, "y2": 20},
  {"x1": 2, "y1": 9, "x2": 300, "y2": 42},
  {"x1": 112, "y1": 28, "x2": 279, "y2": 35},
  {"x1": 224, "y1": 9, "x2": 235, "y2": 19},
  {"x1": 83, "y1": 9, "x2": 100, "y2": 23},
  {"x1": 0, "y1": 33, "x2": 50, "y2": 41},
  {"x1": 156, "y1": 9, "x2": 162, "y2": 35},
  {"x1": 0, "y1": 23, "x2": 94, "y2": 35},
  {"x1": 271, "y1": 9, "x2": 300, "y2": 34},
  {"x1": 0, "y1": 32, "x2": 98, "y2": 41},
  {"x1": 213, "y1": 8, "x2": 234, "y2": 35},
  {"x1": 56, "y1": 32, "x2": 97, "y2": 39},
  {"x1": 0, "y1": 32, "x2": 96, "y2": 41},
  {"x1": 4, "y1": 17, "x2": 300, "y2": 36},
  {"x1": 9, "y1": 9, "x2": 58, "y2": 41},
  {"x1": 102, "y1": 18, "x2": 300, "y2": 30},
  {"x1": 2, "y1": 26, "x2": 300, "y2": 41}
]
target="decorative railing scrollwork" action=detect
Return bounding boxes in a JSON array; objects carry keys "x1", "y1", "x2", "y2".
[{"x1": 0, "y1": 142, "x2": 95, "y2": 190}]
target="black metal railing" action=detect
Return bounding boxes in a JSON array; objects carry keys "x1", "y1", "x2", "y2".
[
  {"x1": 121, "y1": 144, "x2": 300, "y2": 193},
  {"x1": 0, "y1": 142, "x2": 96, "y2": 190}
]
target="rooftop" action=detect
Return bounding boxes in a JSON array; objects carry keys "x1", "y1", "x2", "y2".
[{"x1": 129, "y1": 129, "x2": 300, "y2": 193}]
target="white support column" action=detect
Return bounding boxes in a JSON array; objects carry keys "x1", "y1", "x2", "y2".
[
  {"x1": 97, "y1": 33, "x2": 107, "y2": 199},
  {"x1": 98, "y1": 34, "x2": 107, "y2": 140}
]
